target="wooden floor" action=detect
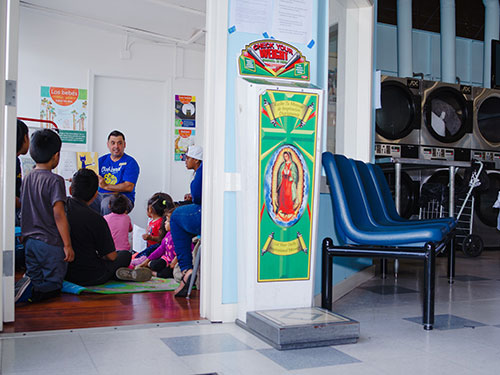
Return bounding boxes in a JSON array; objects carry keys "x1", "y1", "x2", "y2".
[{"x1": 2, "y1": 290, "x2": 201, "y2": 333}]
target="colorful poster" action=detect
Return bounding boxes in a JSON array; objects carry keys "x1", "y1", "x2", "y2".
[
  {"x1": 258, "y1": 89, "x2": 319, "y2": 282},
  {"x1": 174, "y1": 128, "x2": 196, "y2": 161},
  {"x1": 175, "y1": 95, "x2": 196, "y2": 128},
  {"x1": 76, "y1": 152, "x2": 99, "y2": 174},
  {"x1": 239, "y1": 40, "x2": 310, "y2": 81},
  {"x1": 40, "y1": 86, "x2": 88, "y2": 144}
]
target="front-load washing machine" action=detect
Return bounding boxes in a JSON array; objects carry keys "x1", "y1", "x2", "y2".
[
  {"x1": 473, "y1": 168, "x2": 500, "y2": 249},
  {"x1": 420, "y1": 80, "x2": 473, "y2": 162},
  {"x1": 471, "y1": 87, "x2": 500, "y2": 166},
  {"x1": 375, "y1": 76, "x2": 421, "y2": 159},
  {"x1": 383, "y1": 170, "x2": 420, "y2": 219}
]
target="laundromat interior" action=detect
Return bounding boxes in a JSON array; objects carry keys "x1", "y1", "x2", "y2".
[{"x1": 1, "y1": 1, "x2": 500, "y2": 374}]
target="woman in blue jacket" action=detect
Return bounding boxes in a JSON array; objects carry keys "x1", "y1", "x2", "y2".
[{"x1": 172, "y1": 145, "x2": 203, "y2": 297}]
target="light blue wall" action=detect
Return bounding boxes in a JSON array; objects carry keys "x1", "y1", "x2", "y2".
[
  {"x1": 222, "y1": 0, "x2": 324, "y2": 303},
  {"x1": 377, "y1": 22, "x2": 484, "y2": 86},
  {"x1": 313, "y1": 194, "x2": 373, "y2": 295}
]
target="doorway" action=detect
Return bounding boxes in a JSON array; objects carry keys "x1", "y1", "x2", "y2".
[{"x1": 3, "y1": 0, "x2": 207, "y2": 333}]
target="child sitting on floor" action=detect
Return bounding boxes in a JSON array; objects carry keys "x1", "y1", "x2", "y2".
[
  {"x1": 104, "y1": 193, "x2": 132, "y2": 251},
  {"x1": 131, "y1": 209, "x2": 177, "y2": 278},
  {"x1": 142, "y1": 192, "x2": 174, "y2": 247}
]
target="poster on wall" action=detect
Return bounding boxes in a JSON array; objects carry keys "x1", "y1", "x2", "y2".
[
  {"x1": 258, "y1": 89, "x2": 319, "y2": 282},
  {"x1": 174, "y1": 128, "x2": 196, "y2": 161},
  {"x1": 175, "y1": 95, "x2": 196, "y2": 128},
  {"x1": 40, "y1": 86, "x2": 88, "y2": 144}
]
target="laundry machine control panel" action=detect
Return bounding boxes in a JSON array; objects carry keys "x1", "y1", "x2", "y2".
[
  {"x1": 375, "y1": 143, "x2": 419, "y2": 158},
  {"x1": 420, "y1": 146, "x2": 455, "y2": 161},
  {"x1": 419, "y1": 146, "x2": 471, "y2": 161},
  {"x1": 472, "y1": 150, "x2": 500, "y2": 168}
]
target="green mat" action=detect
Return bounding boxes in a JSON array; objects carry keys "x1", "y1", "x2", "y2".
[{"x1": 62, "y1": 277, "x2": 179, "y2": 295}]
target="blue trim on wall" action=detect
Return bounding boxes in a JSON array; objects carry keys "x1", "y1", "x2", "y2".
[{"x1": 314, "y1": 194, "x2": 372, "y2": 295}]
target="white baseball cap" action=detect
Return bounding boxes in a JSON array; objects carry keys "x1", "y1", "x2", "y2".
[{"x1": 186, "y1": 145, "x2": 203, "y2": 161}]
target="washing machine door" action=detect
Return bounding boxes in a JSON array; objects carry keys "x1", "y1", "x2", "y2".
[
  {"x1": 384, "y1": 171, "x2": 419, "y2": 219},
  {"x1": 425, "y1": 169, "x2": 465, "y2": 189},
  {"x1": 376, "y1": 81, "x2": 420, "y2": 140},
  {"x1": 477, "y1": 96, "x2": 500, "y2": 146},
  {"x1": 423, "y1": 87, "x2": 472, "y2": 143},
  {"x1": 475, "y1": 171, "x2": 500, "y2": 228}
]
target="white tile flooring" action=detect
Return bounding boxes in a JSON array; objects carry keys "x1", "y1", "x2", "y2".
[{"x1": 2, "y1": 251, "x2": 500, "y2": 374}]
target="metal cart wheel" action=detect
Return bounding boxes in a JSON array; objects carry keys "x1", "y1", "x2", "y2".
[{"x1": 462, "y1": 234, "x2": 484, "y2": 257}]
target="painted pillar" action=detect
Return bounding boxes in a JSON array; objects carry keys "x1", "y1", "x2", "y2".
[
  {"x1": 397, "y1": 0, "x2": 413, "y2": 78},
  {"x1": 483, "y1": 0, "x2": 500, "y2": 88},
  {"x1": 440, "y1": 0, "x2": 456, "y2": 83}
]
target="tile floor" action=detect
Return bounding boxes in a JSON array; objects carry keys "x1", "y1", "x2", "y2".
[{"x1": 2, "y1": 251, "x2": 500, "y2": 374}]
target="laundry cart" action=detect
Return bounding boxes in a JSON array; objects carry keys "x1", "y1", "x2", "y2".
[{"x1": 419, "y1": 160, "x2": 486, "y2": 257}]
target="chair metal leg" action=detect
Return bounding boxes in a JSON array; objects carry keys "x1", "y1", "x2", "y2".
[
  {"x1": 380, "y1": 259, "x2": 387, "y2": 279},
  {"x1": 423, "y1": 244, "x2": 435, "y2": 330},
  {"x1": 321, "y1": 238, "x2": 333, "y2": 311},
  {"x1": 187, "y1": 241, "x2": 201, "y2": 299},
  {"x1": 447, "y1": 234, "x2": 455, "y2": 284}
]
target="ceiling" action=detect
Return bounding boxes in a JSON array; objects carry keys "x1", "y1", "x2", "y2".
[
  {"x1": 22, "y1": 0, "x2": 487, "y2": 48},
  {"x1": 20, "y1": 0, "x2": 207, "y2": 48},
  {"x1": 378, "y1": 0, "x2": 486, "y2": 41}
]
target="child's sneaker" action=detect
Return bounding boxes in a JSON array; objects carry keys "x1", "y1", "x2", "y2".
[
  {"x1": 15, "y1": 275, "x2": 33, "y2": 303},
  {"x1": 116, "y1": 267, "x2": 152, "y2": 282}
]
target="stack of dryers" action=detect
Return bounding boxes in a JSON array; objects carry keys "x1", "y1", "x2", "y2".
[
  {"x1": 419, "y1": 80, "x2": 473, "y2": 162},
  {"x1": 471, "y1": 87, "x2": 500, "y2": 249},
  {"x1": 375, "y1": 75, "x2": 421, "y2": 159},
  {"x1": 375, "y1": 76, "x2": 421, "y2": 219}
]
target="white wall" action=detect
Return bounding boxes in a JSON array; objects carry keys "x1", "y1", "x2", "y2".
[
  {"x1": 376, "y1": 23, "x2": 484, "y2": 86},
  {"x1": 17, "y1": 7, "x2": 204, "y2": 226}
]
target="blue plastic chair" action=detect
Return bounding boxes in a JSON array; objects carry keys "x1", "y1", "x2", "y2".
[
  {"x1": 321, "y1": 152, "x2": 455, "y2": 330},
  {"x1": 325, "y1": 153, "x2": 445, "y2": 247},
  {"x1": 368, "y1": 163, "x2": 456, "y2": 230},
  {"x1": 353, "y1": 160, "x2": 453, "y2": 233}
]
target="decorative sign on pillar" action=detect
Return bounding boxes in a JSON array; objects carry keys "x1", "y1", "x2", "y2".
[
  {"x1": 258, "y1": 89, "x2": 319, "y2": 281},
  {"x1": 239, "y1": 40, "x2": 310, "y2": 81}
]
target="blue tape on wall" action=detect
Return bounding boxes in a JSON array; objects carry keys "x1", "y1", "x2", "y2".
[
  {"x1": 228, "y1": 25, "x2": 236, "y2": 34},
  {"x1": 307, "y1": 39, "x2": 315, "y2": 48}
]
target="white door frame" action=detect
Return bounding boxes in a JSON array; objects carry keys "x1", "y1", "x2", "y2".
[
  {"x1": 1, "y1": 0, "x2": 20, "y2": 329},
  {"x1": 200, "y1": 0, "x2": 235, "y2": 322}
]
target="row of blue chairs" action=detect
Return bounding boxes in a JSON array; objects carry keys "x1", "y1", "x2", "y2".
[{"x1": 321, "y1": 153, "x2": 456, "y2": 330}]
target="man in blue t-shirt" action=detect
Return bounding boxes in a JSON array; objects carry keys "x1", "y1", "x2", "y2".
[{"x1": 97, "y1": 130, "x2": 140, "y2": 215}]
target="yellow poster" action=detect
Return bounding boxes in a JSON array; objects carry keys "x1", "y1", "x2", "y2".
[{"x1": 76, "y1": 152, "x2": 98, "y2": 174}]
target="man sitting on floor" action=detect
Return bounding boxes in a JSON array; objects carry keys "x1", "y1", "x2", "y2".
[{"x1": 66, "y1": 168, "x2": 151, "y2": 286}]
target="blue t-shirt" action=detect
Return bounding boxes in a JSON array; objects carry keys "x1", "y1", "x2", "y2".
[
  {"x1": 191, "y1": 163, "x2": 202, "y2": 205},
  {"x1": 98, "y1": 153, "x2": 140, "y2": 203}
]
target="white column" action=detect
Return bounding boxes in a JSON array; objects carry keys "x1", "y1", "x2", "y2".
[
  {"x1": 397, "y1": 0, "x2": 413, "y2": 78},
  {"x1": 440, "y1": 0, "x2": 456, "y2": 83},
  {"x1": 333, "y1": 1, "x2": 374, "y2": 161}
]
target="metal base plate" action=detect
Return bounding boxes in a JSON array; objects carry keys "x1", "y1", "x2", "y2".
[{"x1": 236, "y1": 307, "x2": 359, "y2": 350}]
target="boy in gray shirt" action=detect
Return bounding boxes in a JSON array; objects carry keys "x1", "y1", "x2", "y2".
[{"x1": 15, "y1": 129, "x2": 75, "y2": 303}]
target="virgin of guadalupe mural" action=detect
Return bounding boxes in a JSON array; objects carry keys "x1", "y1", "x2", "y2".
[
  {"x1": 264, "y1": 145, "x2": 308, "y2": 227},
  {"x1": 276, "y1": 151, "x2": 299, "y2": 217}
]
